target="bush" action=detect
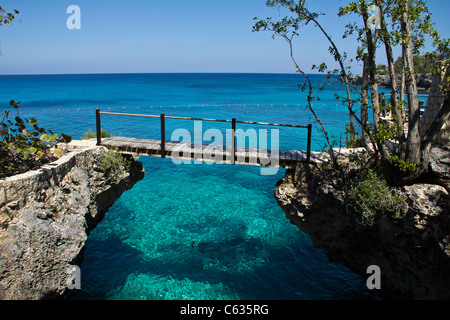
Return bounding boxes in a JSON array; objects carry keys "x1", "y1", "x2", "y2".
[
  {"x1": 81, "y1": 128, "x2": 111, "y2": 140},
  {"x1": 1, "y1": 100, "x2": 71, "y2": 178},
  {"x1": 349, "y1": 168, "x2": 409, "y2": 225},
  {"x1": 100, "y1": 148, "x2": 130, "y2": 180}
]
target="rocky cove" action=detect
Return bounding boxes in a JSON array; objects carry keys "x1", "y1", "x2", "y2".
[
  {"x1": 0, "y1": 139, "x2": 449, "y2": 300},
  {"x1": 0, "y1": 140, "x2": 144, "y2": 299}
]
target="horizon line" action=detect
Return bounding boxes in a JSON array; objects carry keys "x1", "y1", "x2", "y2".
[{"x1": 0, "y1": 71, "x2": 330, "y2": 77}]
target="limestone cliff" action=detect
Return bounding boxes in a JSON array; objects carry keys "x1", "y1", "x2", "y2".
[
  {"x1": 0, "y1": 140, "x2": 144, "y2": 299},
  {"x1": 274, "y1": 146, "x2": 450, "y2": 299}
]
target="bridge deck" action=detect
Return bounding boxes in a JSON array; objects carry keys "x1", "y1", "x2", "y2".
[{"x1": 102, "y1": 136, "x2": 317, "y2": 168}]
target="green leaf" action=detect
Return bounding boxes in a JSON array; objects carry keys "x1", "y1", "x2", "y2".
[
  {"x1": 40, "y1": 134, "x2": 52, "y2": 142},
  {"x1": 60, "y1": 133, "x2": 72, "y2": 143},
  {"x1": 9, "y1": 100, "x2": 20, "y2": 108},
  {"x1": 28, "y1": 118, "x2": 38, "y2": 125}
]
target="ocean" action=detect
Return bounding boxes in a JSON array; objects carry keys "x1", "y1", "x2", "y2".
[{"x1": 0, "y1": 73, "x2": 384, "y2": 300}]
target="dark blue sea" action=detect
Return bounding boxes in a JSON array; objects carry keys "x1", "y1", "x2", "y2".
[{"x1": 0, "y1": 73, "x2": 386, "y2": 300}]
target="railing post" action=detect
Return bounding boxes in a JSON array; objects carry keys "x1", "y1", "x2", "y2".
[
  {"x1": 231, "y1": 118, "x2": 236, "y2": 165},
  {"x1": 307, "y1": 124, "x2": 312, "y2": 163},
  {"x1": 161, "y1": 114, "x2": 166, "y2": 158},
  {"x1": 96, "y1": 109, "x2": 102, "y2": 146}
]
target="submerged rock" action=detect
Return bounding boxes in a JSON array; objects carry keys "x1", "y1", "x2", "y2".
[{"x1": 0, "y1": 140, "x2": 144, "y2": 299}]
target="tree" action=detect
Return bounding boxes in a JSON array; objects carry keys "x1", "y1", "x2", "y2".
[
  {"x1": 253, "y1": 0, "x2": 380, "y2": 166},
  {"x1": 253, "y1": 2, "x2": 339, "y2": 165},
  {"x1": 376, "y1": 64, "x2": 388, "y2": 75},
  {"x1": 400, "y1": 0, "x2": 421, "y2": 165},
  {"x1": 254, "y1": 0, "x2": 449, "y2": 182},
  {"x1": 377, "y1": 0, "x2": 405, "y2": 144},
  {"x1": 0, "y1": 6, "x2": 19, "y2": 55},
  {"x1": 336, "y1": 0, "x2": 448, "y2": 177}
]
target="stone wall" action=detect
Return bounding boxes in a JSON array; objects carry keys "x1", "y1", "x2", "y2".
[{"x1": 0, "y1": 140, "x2": 144, "y2": 299}]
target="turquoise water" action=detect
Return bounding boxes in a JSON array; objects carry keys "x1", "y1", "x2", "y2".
[{"x1": 1, "y1": 73, "x2": 381, "y2": 299}]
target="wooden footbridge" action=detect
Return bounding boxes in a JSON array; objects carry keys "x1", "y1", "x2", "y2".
[{"x1": 95, "y1": 109, "x2": 313, "y2": 169}]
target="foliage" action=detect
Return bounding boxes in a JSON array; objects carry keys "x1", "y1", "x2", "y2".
[
  {"x1": 100, "y1": 148, "x2": 130, "y2": 178},
  {"x1": 349, "y1": 168, "x2": 409, "y2": 225},
  {"x1": 81, "y1": 128, "x2": 111, "y2": 140},
  {"x1": 0, "y1": 100, "x2": 72, "y2": 178},
  {"x1": 390, "y1": 155, "x2": 419, "y2": 172},
  {"x1": 0, "y1": 6, "x2": 18, "y2": 26},
  {"x1": 339, "y1": 0, "x2": 449, "y2": 170},
  {"x1": 394, "y1": 53, "x2": 448, "y2": 74},
  {"x1": 373, "y1": 120, "x2": 402, "y2": 143},
  {"x1": 376, "y1": 64, "x2": 389, "y2": 75}
]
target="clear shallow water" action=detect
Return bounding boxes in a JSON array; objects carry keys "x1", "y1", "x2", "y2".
[{"x1": 0, "y1": 73, "x2": 382, "y2": 300}]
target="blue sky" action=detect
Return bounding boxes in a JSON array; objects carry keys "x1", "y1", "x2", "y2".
[{"x1": 0, "y1": 0, "x2": 449, "y2": 75}]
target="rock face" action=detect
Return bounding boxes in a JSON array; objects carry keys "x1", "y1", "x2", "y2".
[
  {"x1": 274, "y1": 151, "x2": 450, "y2": 299},
  {"x1": 0, "y1": 140, "x2": 144, "y2": 300}
]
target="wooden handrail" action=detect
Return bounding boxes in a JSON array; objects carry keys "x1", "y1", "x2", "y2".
[
  {"x1": 96, "y1": 109, "x2": 313, "y2": 163},
  {"x1": 99, "y1": 111, "x2": 309, "y2": 128}
]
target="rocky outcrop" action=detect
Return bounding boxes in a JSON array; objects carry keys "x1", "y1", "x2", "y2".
[
  {"x1": 0, "y1": 140, "x2": 144, "y2": 300},
  {"x1": 274, "y1": 147, "x2": 450, "y2": 299}
]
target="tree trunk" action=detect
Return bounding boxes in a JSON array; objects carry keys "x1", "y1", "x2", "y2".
[
  {"x1": 378, "y1": 2, "x2": 405, "y2": 143},
  {"x1": 361, "y1": 56, "x2": 371, "y2": 150},
  {"x1": 402, "y1": 0, "x2": 421, "y2": 165},
  {"x1": 421, "y1": 61, "x2": 450, "y2": 167},
  {"x1": 361, "y1": 0, "x2": 390, "y2": 162}
]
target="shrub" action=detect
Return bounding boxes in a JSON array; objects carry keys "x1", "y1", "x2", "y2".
[
  {"x1": 81, "y1": 128, "x2": 111, "y2": 140},
  {"x1": 349, "y1": 168, "x2": 409, "y2": 225},
  {"x1": 1, "y1": 100, "x2": 71, "y2": 178},
  {"x1": 100, "y1": 148, "x2": 130, "y2": 180}
]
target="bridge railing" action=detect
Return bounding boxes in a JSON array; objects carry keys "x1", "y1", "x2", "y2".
[{"x1": 96, "y1": 109, "x2": 312, "y2": 163}]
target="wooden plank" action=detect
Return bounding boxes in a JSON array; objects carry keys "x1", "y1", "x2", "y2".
[
  {"x1": 145, "y1": 142, "x2": 159, "y2": 150},
  {"x1": 248, "y1": 147, "x2": 258, "y2": 165},
  {"x1": 203, "y1": 144, "x2": 217, "y2": 163},
  {"x1": 285, "y1": 150, "x2": 292, "y2": 161},
  {"x1": 235, "y1": 146, "x2": 246, "y2": 164}
]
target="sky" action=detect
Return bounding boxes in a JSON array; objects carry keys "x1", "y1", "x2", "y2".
[{"x1": 0, "y1": 0, "x2": 449, "y2": 75}]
